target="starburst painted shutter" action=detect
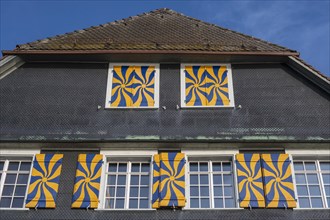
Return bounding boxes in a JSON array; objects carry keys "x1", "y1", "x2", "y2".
[
  {"x1": 184, "y1": 66, "x2": 208, "y2": 106},
  {"x1": 204, "y1": 66, "x2": 230, "y2": 106},
  {"x1": 261, "y1": 154, "x2": 296, "y2": 208},
  {"x1": 152, "y1": 154, "x2": 160, "y2": 208},
  {"x1": 132, "y1": 66, "x2": 156, "y2": 107},
  {"x1": 159, "y1": 152, "x2": 186, "y2": 207},
  {"x1": 25, "y1": 154, "x2": 63, "y2": 208},
  {"x1": 71, "y1": 154, "x2": 103, "y2": 209},
  {"x1": 236, "y1": 154, "x2": 265, "y2": 208},
  {"x1": 110, "y1": 66, "x2": 135, "y2": 107}
]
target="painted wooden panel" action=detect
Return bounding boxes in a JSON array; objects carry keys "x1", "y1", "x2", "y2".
[
  {"x1": 25, "y1": 154, "x2": 63, "y2": 208},
  {"x1": 184, "y1": 66, "x2": 208, "y2": 106},
  {"x1": 71, "y1": 154, "x2": 103, "y2": 209},
  {"x1": 236, "y1": 154, "x2": 265, "y2": 208},
  {"x1": 152, "y1": 154, "x2": 160, "y2": 209},
  {"x1": 159, "y1": 152, "x2": 186, "y2": 207},
  {"x1": 261, "y1": 154, "x2": 296, "y2": 208}
]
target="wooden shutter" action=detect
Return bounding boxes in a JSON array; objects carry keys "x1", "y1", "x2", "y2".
[
  {"x1": 152, "y1": 154, "x2": 160, "y2": 209},
  {"x1": 25, "y1": 154, "x2": 63, "y2": 208},
  {"x1": 204, "y1": 66, "x2": 230, "y2": 106},
  {"x1": 71, "y1": 154, "x2": 103, "y2": 209},
  {"x1": 110, "y1": 66, "x2": 135, "y2": 107},
  {"x1": 261, "y1": 154, "x2": 296, "y2": 208},
  {"x1": 184, "y1": 66, "x2": 208, "y2": 106},
  {"x1": 159, "y1": 152, "x2": 186, "y2": 207},
  {"x1": 236, "y1": 154, "x2": 265, "y2": 208},
  {"x1": 132, "y1": 66, "x2": 156, "y2": 107}
]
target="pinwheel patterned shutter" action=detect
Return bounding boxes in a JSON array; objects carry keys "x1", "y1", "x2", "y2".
[
  {"x1": 236, "y1": 154, "x2": 265, "y2": 208},
  {"x1": 71, "y1": 154, "x2": 103, "y2": 209},
  {"x1": 25, "y1": 154, "x2": 63, "y2": 208},
  {"x1": 261, "y1": 154, "x2": 296, "y2": 208},
  {"x1": 152, "y1": 154, "x2": 160, "y2": 209},
  {"x1": 132, "y1": 66, "x2": 156, "y2": 107},
  {"x1": 184, "y1": 66, "x2": 208, "y2": 106},
  {"x1": 159, "y1": 152, "x2": 186, "y2": 207}
]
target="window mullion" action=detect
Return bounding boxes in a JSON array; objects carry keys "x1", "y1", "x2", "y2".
[
  {"x1": 125, "y1": 162, "x2": 131, "y2": 209},
  {"x1": 0, "y1": 160, "x2": 9, "y2": 199},
  {"x1": 317, "y1": 160, "x2": 327, "y2": 208},
  {"x1": 209, "y1": 161, "x2": 214, "y2": 208}
]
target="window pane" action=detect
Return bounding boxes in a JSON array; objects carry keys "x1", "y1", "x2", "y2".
[
  {"x1": 199, "y1": 163, "x2": 208, "y2": 172},
  {"x1": 213, "y1": 174, "x2": 222, "y2": 184},
  {"x1": 322, "y1": 174, "x2": 330, "y2": 184},
  {"x1": 8, "y1": 162, "x2": 19, "y2": 171},
  {"x1": 190, "y1": 163, "x2": 198, "y2": 172},
  {"x1": 307, "y1": 174, "x2": 319, "y2": 184},
  {"x1": 129, "y1": 199, "x2": 138, "y2": 208},
  {"x1": 2, "y1": 185, "x2": 14, "y2": 196},
  {"x1": 108, "y1": 164, "x2": 117, "y2": 172},
  {"x1": 115, "y1": 199, "x2": 125, "y2": 208},
  {"x1": 214, "y1": 198, "x2": 223, "y2": 208},
  {"x1": 294, "y1": 162, "x2": 304, "y2": 171},
  {"x1": 141, "y1": 163, "x2": 150, "y2": 173},
  {"x1": 324, "y1": 185, "x2": 330, "y2": 196},
  {"x1": 225, "y1": 198, "x2": 235, "y2": 208},
  {"x1": 130, "y1": 187, "x2": 138, "y2": 197},
  {"x1": 201, "y1": 198, "x2": 209, "y2": 208},
  {"x1": 106, "y1": 187, "x2": 115, "y2": 197},
  {"x1": 309, "y1": 186, "x2": 321, "y2": 196},
  {"x1": 131, "y1": 163, "x2": 140, "y2": 172},
  {"x1": 5, "y1": 174, "x2": 17, "y2": 184},
  {"x1": 117, "y1": 175, "x2": 126, "y2": 185},
  {"x1": 105, "y1": 198, "x2": 114, "y2": 209},
  {"x1": 190, "y1": 186, "x2": 199, "y2": 196},
  {"x1": 118, "y1": 163, "x2": 127, "y2": 172},
  {"x1": 200, "y1": 175, "x2": 208, "y2": 184},
  {"x1": 12, "y1": 198, "x2": 24, "y2": 208},
  {"x1": 190, "y1": 198, "x2": 199, "y2": 208},
  {"x1": 223, "y1": 174, "x2": 233, "y2": 185},
  {"x1": 14, "y1": 185, "x2": 27, "y2": 196},
  {"x1": 222, "y1": 163, "x2": 231, "y2": 172},
  {"x1": 116, "y1": 187, "x2": 126, "y2": 197},
  {"x1": 20, "y1": 162, "x2": 31, "y2": 171},
  {"x1": 327, "y1": 197, "x2": 330, "y2": 208},
  {"x1": 213, "y1": 186, "x2": 223, "y2": 196},
  {"x1": 140, "y1": 175, "x2": 149, "y2": 185},
  {"x1": 140, "y1": 187, "x2": 149, "y2": 197},
  {"x1": 17, "y1": 174, "x2": 29, "y2": 184},
  {"x1": 131, "y1": 175, "x2": 139, "y2": 185},
  {"x1": 140, "y1": 199, "x2": 148, "y2": 208},
  {"x1": 320, "y1": 162, "x2": 330, "y2": 171},
  {"x1": 107, "y1": 175, "x2": 116, "y2": 185},
  {"x1": 299, "y1": 197, "x2": 310, "y2": 208},
  {"x1": 311, "y1": 198, "x2": 323, "y2": 208},
  {"x1": 200, "y1": 186, "x2": 209, "y2": 196},
  {"x1": 295, "y1": 174, "x2": 306, "y2": 184},
  {"x1": 0, "y1": 197, "x2": 11, "y2": 208},
  {"x1": 212, "y1": 163, "x2": 221, "y2": 171},
  {"x1": 305, "y1": 162, "x2": 316, "y2": 171},
  {"x1": 0, "y1": 162, "x2": 4, "y2": 170},
  {"x1": 224, "y1": 186, "x2": 233, "y2": 196},
  {"x1": 297, "y1": 185, "x2": 308, "y2": 196},
  {"x1": 190, "y1": 175, "x2": 198, "y2": 184}
]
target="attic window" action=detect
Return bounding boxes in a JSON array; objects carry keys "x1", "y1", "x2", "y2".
[
  {"x1": 105, "y1": 63, "x2": 160, "y2": 108},
  {"x1": 180, "y1": 64, "x2": 235, "y2": 108}
]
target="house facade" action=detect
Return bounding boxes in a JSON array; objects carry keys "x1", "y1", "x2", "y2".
[{"x1": 0, "y1": 8, "x2": 329, "y2": 220}]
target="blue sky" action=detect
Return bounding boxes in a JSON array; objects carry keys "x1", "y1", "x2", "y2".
[{"x1": 1, "y1": 0, "x2": 329, "y2": 76}]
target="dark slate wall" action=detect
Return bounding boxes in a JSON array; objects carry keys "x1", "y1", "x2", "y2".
[
  {"x1": 1, "y1": 150, "x2": 330, "y2": 220},
  {"x1": 0, "y1": 62, "x2": 329, "y2": 141}
]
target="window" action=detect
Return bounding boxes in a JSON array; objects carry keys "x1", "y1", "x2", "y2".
[
  {"x1": 105, "y1": 63, "x2": 160, "y2": 108},
  {"x1": 0, "y1": 158, "x2": 32, "y2": 208},
  {"x1": 188, "y1": 160, "x2": 236, "y2": 208},
  {"x1": 294, "y1": 160, "x2": 330, "y2": 208},
  {"x1": 180, "y1": 64, "x2": 234, "y2": 108},
  {"x1": 104, "y1": 161, "x2": 151, "y2": 209}
]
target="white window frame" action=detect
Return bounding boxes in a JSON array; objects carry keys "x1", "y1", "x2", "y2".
[
  {"x1": 98, "y1": 150, "x2": 157, "y2": 210},
  {"x1": 286, "y1": 149, "x2": 330, "y2": 209},
  {"x1": 180, "y1": 63, "x2": 235, "y2": 108},
  {"x1": 0, "y1": 149, "x2": 39, "y2": 210},
  {"x1": 182, "y1": 149, "x2": 241, "y2": 210},
  {"x1": 105, "y1": 63, "x2": 160, "y2": 109}
]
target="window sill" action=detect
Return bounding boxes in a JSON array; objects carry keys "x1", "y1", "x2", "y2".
[
  {"x1": 293, "y1": 208, "x2": 330, "y2": 210},
  {"x1": 180, "y1": 105, "x2": 235, "y2": 109},
  {"x1": 0, "y1": 208, "x2": 29, "y2": 211},
  {"x1": 183, "y1": 208, "x2": 244, "y2": 210},
  {"x1": 95, "y1": 208, "x2": 156, "y2": 211}
]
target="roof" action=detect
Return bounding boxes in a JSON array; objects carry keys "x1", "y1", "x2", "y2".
[{"x1": 4, "y1": 8, "x2": 298, "y2": 55}]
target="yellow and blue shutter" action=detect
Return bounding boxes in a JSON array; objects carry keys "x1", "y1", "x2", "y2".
[
  {"x1": 236, "y1": 154, "x2": 265, "y2": 208},
  {"x1": 110, "y1": 65, "x2": 156, "y2": 107},
  {"x1": 184, "y1": 65, "x2": 230, "y2": 107},
  {"x1": 261, "y1": 154, "x2": 296, "y2": 208},
  {"x1": 152, "y1": 152, "x2": 186, "y2": 208},
  {"x1": 71, "y1": 154, "x2": 103, "y2": 209},
  {"x1": 25, "y1": 154, "x2": 63, "y2": 208}
]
